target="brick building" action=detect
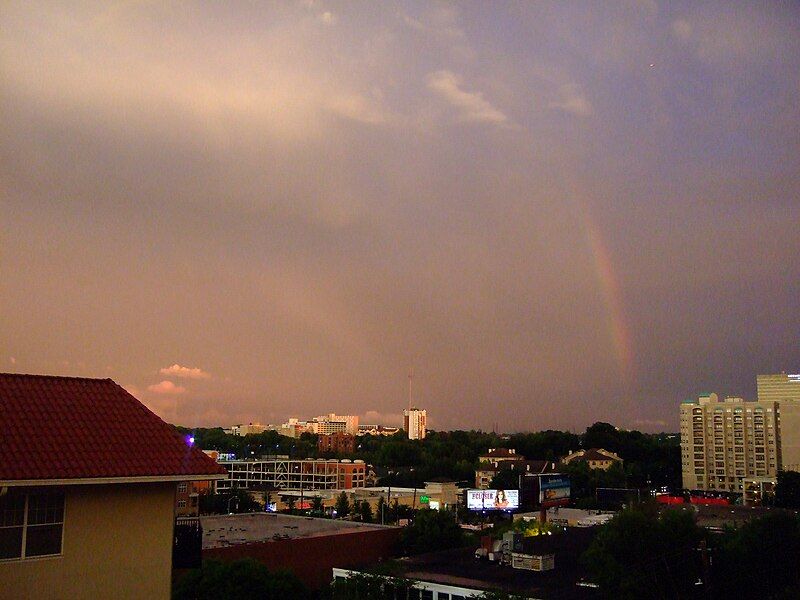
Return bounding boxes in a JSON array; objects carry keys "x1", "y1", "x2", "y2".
[{"x1": 318, "y1": 432, "x2": 356, "y2": 454}]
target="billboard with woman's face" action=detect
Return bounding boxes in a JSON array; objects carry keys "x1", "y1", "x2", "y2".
[{"x1": 467, "y1": 489, "x2": 519, "y2": 510}]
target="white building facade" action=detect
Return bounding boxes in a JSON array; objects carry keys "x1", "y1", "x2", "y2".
[{"x1": 403, "y1": 408, "x2": 427, "y2": 440}]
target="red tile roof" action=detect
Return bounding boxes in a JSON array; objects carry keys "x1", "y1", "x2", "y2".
[{"x1": 0, "y1": 374, "x2": 227, "y2": 483}]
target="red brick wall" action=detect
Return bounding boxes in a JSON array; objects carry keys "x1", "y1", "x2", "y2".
[{"x1": 203, "y1": 527, "x2": 401, "y2": 590}]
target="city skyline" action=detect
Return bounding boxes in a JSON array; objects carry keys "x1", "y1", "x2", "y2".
[{"x1": 2, "y1": 2, "x2": 799, "y2": 432}]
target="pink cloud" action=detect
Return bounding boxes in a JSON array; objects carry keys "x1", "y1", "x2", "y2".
[
  {"x1": 147, "y1": 380, "x2": 187, "y2": 395},
  {"x1": 159, "y1": 364, "x2": 211, "y2": 380}
]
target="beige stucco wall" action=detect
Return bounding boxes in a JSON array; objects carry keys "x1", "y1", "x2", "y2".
[{"x1": 0, "y1": 482, "x2": 175, "y2": 600}]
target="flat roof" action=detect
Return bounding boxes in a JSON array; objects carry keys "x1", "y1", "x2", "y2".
[
  {"x1": 201, "y1": 513, "x2": 396, "y2": 549},
  {"x1": 397, "y1": 533, "x2": 598, "y2": 599}
]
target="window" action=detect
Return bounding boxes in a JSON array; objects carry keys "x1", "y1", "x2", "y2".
[
  {"x1": 0, "y1": 490, "x2": 64, "y2": 560},
  {"x1": 177, "y1": 483, "x2": 188, "y2": 494},
  {"x1": 178, "y1": 500, "x2": 187, "y2": 508}
]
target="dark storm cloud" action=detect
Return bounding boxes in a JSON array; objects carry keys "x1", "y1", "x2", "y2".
[{"x1": 2, "y1": 1, "x2": 798, "y2": 431}]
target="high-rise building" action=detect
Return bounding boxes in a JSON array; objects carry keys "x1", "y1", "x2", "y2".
[
  {"x1": 312, "y1": 420, "x2": 347, "y2": 435},
  {"x1": 757, "y1": 373, "x2": 800, "y2": 402},
  {"x1": 680, "y1": 374, "x2": 800, "y2": 499},
  {"x1": 680, "y1": 393, "x2": 779, "y2": 493},
  {"x1": 403, "y1": 408, "x2": 427, "y2": 440},
  {"x1": 758, "y1": 373, "x2": 800, "y2": 472},
  {"x1": 315, "y1": 413, "x2": 360, "y2": 436}
]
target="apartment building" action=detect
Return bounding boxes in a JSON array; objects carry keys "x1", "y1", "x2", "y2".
[
  {"x1": 215, "y1": 458, "x2": 366, "y2": 492},
  {"x1": 680, "y1": 393, "x2": 779, "y2": 493},
  {"x1": 0, "y1": 374, "x2": 227, "y2": 599},
  {"x1": 403, "y1": 408, "x2": 427, "y2": 440}
]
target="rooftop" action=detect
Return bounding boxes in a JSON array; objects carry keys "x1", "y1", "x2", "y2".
[
  {"x1": 397, "y1": 530, "x2": 598, "y2": 599},
  {"x1": 201, "y1": 513, "x2": 396, "y2": 549},
  {"x1": 564, "y1": 448, "x2": 621, "y2": 462},
  {"x1": 0, "y1": 373, "x2": 227, "y2": 483},
  {"x1": 481, "y1": 447, "x2": 517, "y2": 458}
]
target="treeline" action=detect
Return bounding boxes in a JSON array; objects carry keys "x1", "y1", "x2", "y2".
[
  {"x1": 177, "y1": 421, "x2": 680, "y2": 491},
  {"x1": 175, "y1": 426, "x2": 320, "y2": 459},
  {"x1": 583, "y1": 505, "x2": 800, "y2": 599}
]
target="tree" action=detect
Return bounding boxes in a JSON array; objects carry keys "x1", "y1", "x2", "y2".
[
  {"x1": 359, "y1": 500, "x2": 373, "y2": 523},
  {"x1": 774, "y1": 470, "x2": 800, "y2": 508},
  {"x1": 582, "y1": 506, "x2": 703, "y2": 599},
  {"x1": 376, "y1": 496, "x2": 386, "y2": 523},
  {"x1": 710, "y1": 511, "x2": 800, "y2": 598},
  {"x1": 311, "y1": 496, "x2": 324, "y2": 515},
  {"x1": 582, "y1": 422, "x2": 621, "y2": 454},
  {"x1": 335, "y1": 492, "x2": 350, "y2": 517},
  {"x1": 285, "y1": 495, "x2": 296, "y2": 513},
  {"x1": 489, "y1": 468, "x2": 520, "y2": 491},
  {"x1": 327, "y1": 572, "x2": 415, "y2": 600},
  {"x1": 199, "y1": 488, "x2": 259, "y2": 515},
  {"x1": 173, "y1": 558, "x2": 307, "y2": 600},
  {"x1": 400, "y1": 508, "x2": 464, "y2": 556}
]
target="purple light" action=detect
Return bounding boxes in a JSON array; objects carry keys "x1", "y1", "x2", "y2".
[{"x1": 187, "y1": 435, "x2": 195, "y2": 446}]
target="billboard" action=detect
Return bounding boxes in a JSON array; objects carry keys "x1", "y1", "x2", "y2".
[
  {"x1": 539, "y1": 475, "x2": 570, "y2": 506},
  {"x1": 467, "y1": 489, "x2": 520, "y2": 511}
]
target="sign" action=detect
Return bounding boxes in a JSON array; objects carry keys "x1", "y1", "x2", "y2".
[
  {"x1": 467, "y1": 489, "x2": 520, "y2": 511},
  {"x1": 428, "y1": 500, "x2": 440, "y2": 510},
  {"x1": 539, "y1": 475, "x2": 570, "y2": 506},
  {"x1": 419, "y1": 495, "x2": 429, "y2": 504}
]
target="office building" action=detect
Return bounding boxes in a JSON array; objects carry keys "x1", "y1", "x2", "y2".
[
  {"x1": 315, "y1": 413, "x2": 359, "y2": 436},
  {"x1": 403, "y1": 407, "x2": 427, "y2": 440},
  {"x1": 225, "y1": 422, "x2": 270, "y2": 436},
  {"x1": 756, "y1": 373, "x2": 800, "y2": 402},
  {"x1": 680, "y1": 393, "x2": 779, "y2": 493},
  {"x1": 757, "y1": 373, "x2": 800, "y2": 472}
]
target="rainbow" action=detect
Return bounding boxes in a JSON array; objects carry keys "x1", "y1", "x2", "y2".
[{"x1": 579, "y1": 207, "x2": 635, "y2": 393}]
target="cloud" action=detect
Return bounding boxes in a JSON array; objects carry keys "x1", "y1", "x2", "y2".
[
  {"x1": 360, "y1": 410, "x2": 404, "y2": 427},
  {"x1": 549, "y1": 84, "x2": 593, "y2": 117},
  {"x1": 402, "y1": 12, "x2": 465, "y2": 40},
  {"x1": 147, "y1": 380, "x2": 187, "y2": 395},
  {"x1": 327, "y1": 93, "x2": 388, "y2": 125},
  {"x1": 671, "y1": 19, "x2": 693, "y2": 42},
  {"x1": 9, "y1": 357, "x2": 16, "y2": 365},
  {"x1": 159, "y1": 364, "x2": 211, "y2": 379},
  {"x1": 426, "y1": 70, "x2": 509, "y2": 125},
  {"x1": 320, "y1": 11, "x2": 336, "y2": 26}
]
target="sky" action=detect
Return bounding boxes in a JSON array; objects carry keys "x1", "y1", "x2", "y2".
[{"x1": 2, "y1": 1, "x2": 799, "y2": 432}]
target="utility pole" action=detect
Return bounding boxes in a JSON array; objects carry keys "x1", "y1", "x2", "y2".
[{"x1": 408, "y1": 367, "x2": 413, "y2": 411}]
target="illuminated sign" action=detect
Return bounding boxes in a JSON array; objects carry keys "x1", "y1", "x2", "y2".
[
  {"x1": 467, "y1": 489, "x2": 520, "y2": 511},
  {"x1": 539, "y1": 475, "x2": 570, "y2": 506},
  {"x1": 420, "y1": 495, "x2": 429, "y2": 504}
]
